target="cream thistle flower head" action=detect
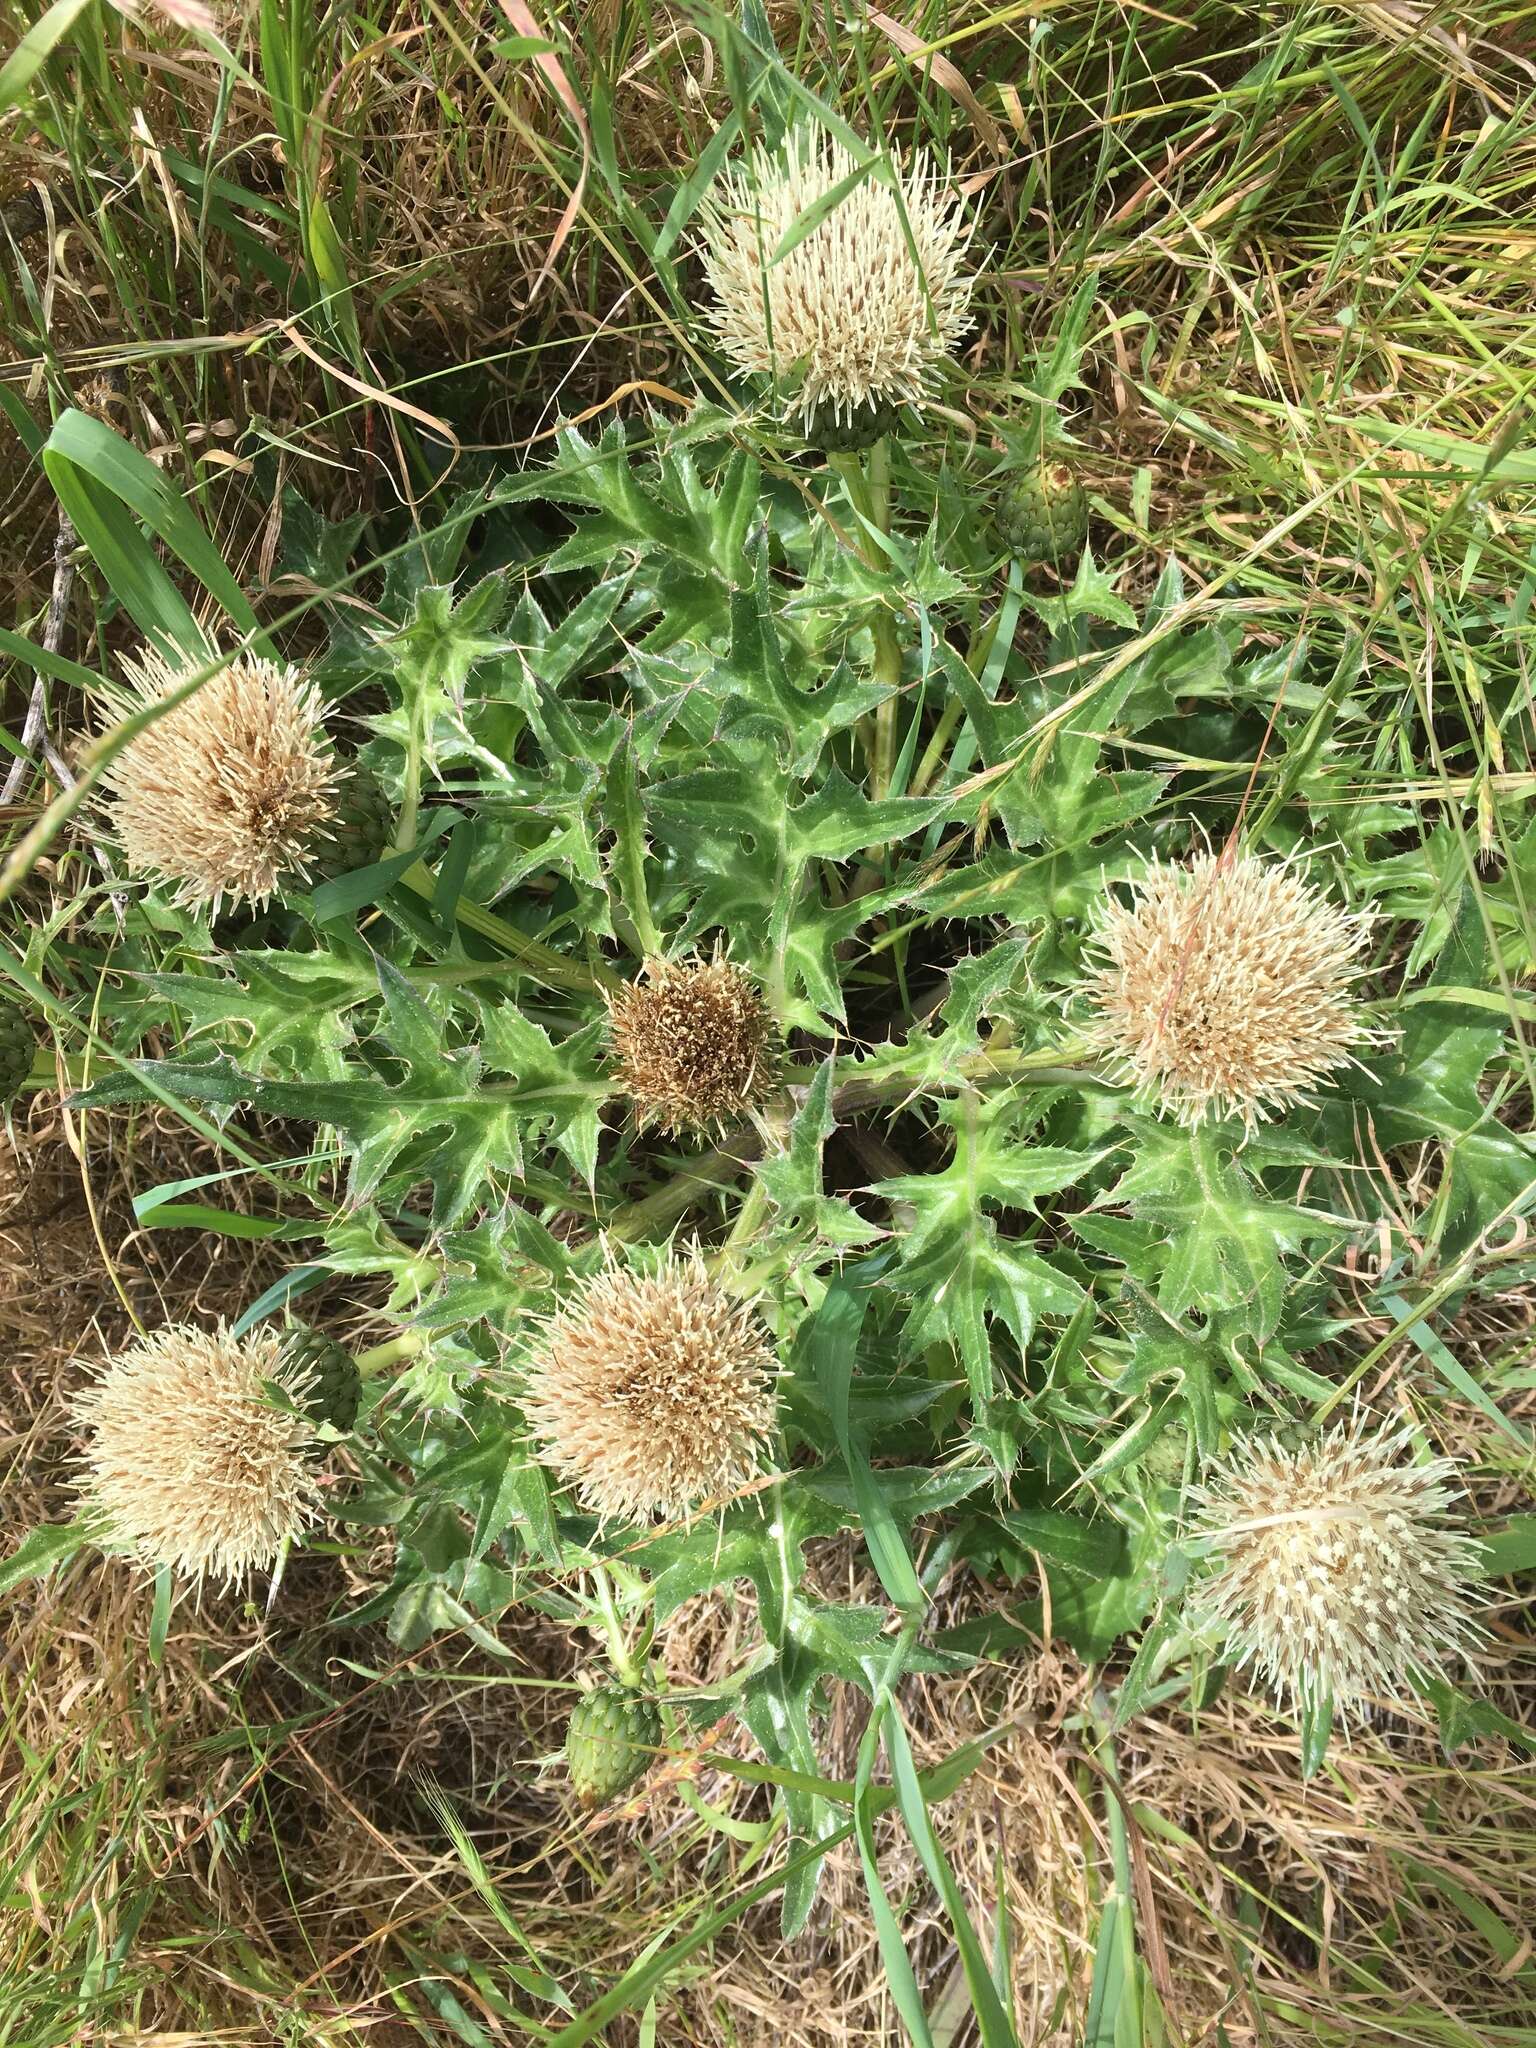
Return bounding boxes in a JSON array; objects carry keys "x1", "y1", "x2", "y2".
[
  {"x1": 522, "y1": 1253, "x2": 779, "y2": 1523},
  {"x1": 606, "y1": 955, "x2": 775, "y2": 1135},
  {"x1": 1189, "y1": 1418, "x2": 1487, "y2": 1715},
  {"x1": 76, "y1": 1322, "x2": 322, "y2": 1586},
  {"x1": 1081, "y1": 851, "x2": 1370, "y2": 1126},
  {"x1": 103, "y1": 641, "x2": 340, "y2": 909},
  {"x1": 699, "y1": 129, "x2": 975, "y2": 424}
]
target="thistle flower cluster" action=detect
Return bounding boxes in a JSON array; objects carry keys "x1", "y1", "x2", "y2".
[
  {"x1": 1081, "y1": 851, "x2": 1370, "y2": 1127},
  {"x1": 1190, "y1": 1419, "x2": 1487, "y2": 1715},
  {"x1": 76, "y1": 1322, "x2": 322, "y2": 1586},
  {"x1": 699, "y1": 130, "x2": 975, "y2": 425},
  {"x1": 521, "y1": 1253, "x2": 779, "y2": 1524},
  {"x1": 606, "y1": 956, "x2": 775, "y2": 1134},
  {"x1": 103, "y1": 643, "x2": 340, "y2": 910}
]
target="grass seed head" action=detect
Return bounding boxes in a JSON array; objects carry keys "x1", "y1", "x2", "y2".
[
  {"x1": 522, "y1": 1253, "x2": 779, "y2": 1524},
  {"x1": 699, "y1": 130, "x2": 975, "y2": 425},
  {"x1": 104, "y1": 643, "x2": 340, "y2": 910},
  {"x1": 76, "y1": 1321, "x2": 322, "y2": 1586},
  {"x1": 607, "y1": 956, "x2": 775, "y2": 1134},
  {"x1": 1081, "y1": 851, "x2": 1369, "y2": 1126},
  {"x1": 1190, "y1": 1418, "x2": 1487, "y2": 1715}
]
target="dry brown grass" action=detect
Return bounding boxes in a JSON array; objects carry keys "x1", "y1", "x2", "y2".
[{"x1": 546, "y1": 1547, "x2": 1536, "y2": 2047}]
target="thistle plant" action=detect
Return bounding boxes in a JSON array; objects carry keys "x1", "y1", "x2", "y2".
[
  {"x1": 699, "y1": 129, "x2": 975, "y2": 439},
  {"x1": 75, "y1": 1322, "x2": 322, "y2": 1586},
  {"x1": 9, "y1": 26, "x2": 1536, "y2": 2038},
  {"x1": 1189, "y1": 1419, "x2": 1488, "y2": 1716},
  {"x1": 699, "y1": 128, "x2": 975, "y2": 803},
  {"x1": 28, "y1": 336, "x2": 1530, "y2": 1925},
  {"x1": 102, "y1": 642, "x2": 341, "y2": 909},
  {"x1": 521, "y1": 1254, "x2": 779, "y2": 1524},
  {"x1": 1081, "y1": 851, "x2": 1370, "y2": 1126},
  {"x1": 606, "y1": 955, "x2": 776, "y2": 1135}
]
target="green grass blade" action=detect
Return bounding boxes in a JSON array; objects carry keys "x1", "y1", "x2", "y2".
[
  {"x1": 46, "y1": 410, "x2": 264, "y2": 641},
  {"x1": 0, "y1": 0, "x2": 92, "y2": 112}
]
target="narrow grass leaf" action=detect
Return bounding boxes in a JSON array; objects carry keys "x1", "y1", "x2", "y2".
[
  {"x1": 1380, "y1": 1292, "x2": 1531, "y2": 1450},
  {"x1": 1299, "y1": 1686, "x2": 1333, "y2": 1780},
  {"x1": 0, "y1": 625, "x2": 101, "y2": 694},
  {"x1": 770, "y1": 154, "x2": 882, "y2": 263},
  {"x1": 308, "y1": 812, "x2": 454, "y2": 921},
  {"x1": 1083, "y1": 1897, "x2": 1117, "y2": 2047},
  {"x1": 40, "y1": 454, "x2": 200, "y2": 653},
  {"x1": 852, "y1": 1694, "x2": 936, "y2": 2048},
  {"x1": 131, "y1": 1202, "x2": 295, "y2": 1239},
  {"x1": 148, "y1": 1563, "x2": 173, "y2": 1668},
  {"x1": 231, "y1": 1265, "x2": 328, "y2": 1335},
  {"x1": 885, "y1": 1713, "x2": 1019, "y2": 2048},
  {"x1": 47, "y1": 411, "x2": 264, "y2": 641},
  {"x1": 130, "y1": 1156, "x2": 318, "y2": 1219},
  {"x1": 0, "y1": 0, "x2": 92, "y2": 111},
  {"x1": 654, "y1": 108, "x2": 744, "y2": 266},
  {"x1": 0, "y1": 1520, "x2": 89, "y2": 1597}
]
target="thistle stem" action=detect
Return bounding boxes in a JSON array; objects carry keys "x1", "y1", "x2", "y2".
[
  {"x1": 605, "y1": 1040, "x2": 1091, "y2": 1241},
  {"x1": 829, "y1": 444, "x2": 903, "y2": 802},
  {"x1": 717, "y1": 1177, "x2": 769, "y2": 1263},
  {"x1": 354, "y1": 1332, "x2": 426, "y2": 1376},
  {"x1": 394, "y1": 861, "x2": 619, "y2": 994},
  {"x1": 606, "y1": 1137, "x2": 763, "y2": 1244},
  {"x1": 866, "y1": 437, "x2": 902, "y2": 805},
  {"x1": 712, "y1": 1099, "x2": 788, "y2": 1275},
  {"x1": 393, "y1": 691, "x2": 427, "y2": 856},
  {"x1": 591, "y1": 1563, "x2": 643, "y2": 1686}
]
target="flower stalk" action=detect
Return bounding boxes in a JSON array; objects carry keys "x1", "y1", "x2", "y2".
[{"x1": 353, "y1": 1331, "x2": 427, "y2": 1377}]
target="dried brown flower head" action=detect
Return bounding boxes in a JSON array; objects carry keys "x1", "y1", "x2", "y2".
[
  {"x1": 1190, "y1": 1419, "x2": 1486, "y2": 1715},
  {"x1": 1081, "y1": 851, "x2": 1369, "y2": 1126},
  {"x1": 699, "y1": 130, "x2": 975, "y2": 425},
  {"x1": 522, "y1": 1254, "x2": 779, "y2": 1523},
  {"x1": 103, "y1": 642, "x2": 340, "y2": 909},
  {"x1": 607, "y1": 956, "x2": 775, "y2": 1134},
  {"x1": 76, "y1": 1321, "x2": 321, "y2": 1585}
]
